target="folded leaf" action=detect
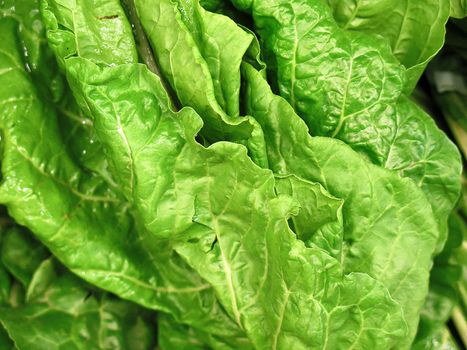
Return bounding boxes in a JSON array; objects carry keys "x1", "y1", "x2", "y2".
[
  {"x1": 327, "y1": 0, "x2": 450, "y2": 91},
  {"x1": 67, "y1": 54, "x2": 406, "y2": 349},
  {"x1": 241, "y1": 62, "x2": 438, "y2": 346},
  {"x1": 0, "y1": 16, "x2": 247, "y2": 347},
  {"x1": 274, "y1": 175, "x2": 344, "y2": 260},
  {"x1": 132, "y1": 0, "x2": 258, "y2": 144},
  {"x1": 230, "y1": 0, "x2": 462, "y2": 254}
]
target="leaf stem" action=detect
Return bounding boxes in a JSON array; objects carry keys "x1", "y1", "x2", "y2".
[{"x1": 120, "y1": 0, "x2": 181, "y2": 110}]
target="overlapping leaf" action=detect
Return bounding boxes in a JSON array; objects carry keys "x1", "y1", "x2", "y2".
[
  {"x1": 67, "y1": 56, "x2": 406, "y2": 349},
  {"x1": 230, "y1": 0, "x2": 462, "y2": 253},
  {"x1": 0, "y1": 223, "x2": 157, "y2": 350},
  {"x1": 0, "y1": 0, "x2": 462, "y2": 349},
  {"x1": 0, "y1": 13, "x2": 247, "y2": 347},
  {"x1": 133, "y1": 0, "x2": 268, "y2": 166},
  {"x1": 42, "y1": 2, "x2": 406, "y2": 347},
  {"x1": 241, "y1": 62, "x2": 438, "y2": 346},
  {"x1": 327, "y1": 0, "x2": 450, "y2": 91}
]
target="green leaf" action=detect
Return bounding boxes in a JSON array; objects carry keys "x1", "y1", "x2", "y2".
[
  {"x1": 133, "y1": 0, "x2": 253, "y2": 140},
  {"x1": 134, "y1": 0, "x2": 270, "y2": 168},
  {"x1": 0, "y1": 0, "x2": 112, "y2": 184},
  {"x1": 327, "y1": 0, "x2": 450, "y2": 91},
  {"x1": 0, "y1": 0, "x2": 65, "y2": 102},
  {"x1": 1, "y1": 227, "x2": 49, "y2": 287},
  {"x1": 241, "y1": 62, "x2": 438, "y2": 346},
  {"x1": 67, "y1": 53, "x2": 406, "y2": 348},
  {"x1": 451, "y1": 0, "x2": 467, "y2": 18},
  {"x1": 0, "y1": 218, "x2": 158, "y2": 350},
  {"x1": 41, "y1": 0, "x2": 138, "y2": 67},
  {"x1": 230, "y1": 0, "x2": 462, "y2": 255},
  {"x1": 175, "y1": 0, "x2": 250, "y2": 118},
  {"x1": 274, "y1": 175, "x2": 344, "y2": 260},
  {"x1": 0, "y1": 259, "x2": 157, "y2": 350},
  {"x1": 0, "y1": 16, "x2": 247, "y2": 347},
  {"x1": 158, "y1": 313, "x2": 212, "y2": 350}
]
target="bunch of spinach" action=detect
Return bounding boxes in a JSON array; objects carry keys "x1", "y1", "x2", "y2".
[{"x1": 0, "y1": 0, "x2": 463, "y2": 349}]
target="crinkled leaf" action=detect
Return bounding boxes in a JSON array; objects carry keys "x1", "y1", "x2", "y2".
[
  {"x1": 133, "y1": 0, "x2": 254, "y2": 141},
  {"x1": 67, "y1": 54, "x2": 406, "y2": 349},
  {"x1": 0, "y1": 16, "x2": 247, "y2": 346},
  {"x1": 133, "y1": 0, "x2": 269, "y2": 167},
  {"x1": 274, "y1": 175, "x2": 344, "y2": 260},
  {"x1": 241, "y1": 62, "x2": 438, "y2": 345},
  {"x1": 0, "y1": 0, "x2": 113, "y2": 185},
  {"x1": 41, "y1": 0, "x2": 137, "y2": 67},
  {"x1": 175, "y1": 0, "x2": 249, "y2": 118},
  {"x1": 1, "y1": 227, "x2": 49, "y2": 287},
  {"x1": 327, "y1": 0, "x2": 450, "y2": 91},
  {"x1": 0, "y1": 259, "x2": 157, "y2": 350},
  {"x1": 230, "y1": 0, "x2": 462, "y2": 254}
]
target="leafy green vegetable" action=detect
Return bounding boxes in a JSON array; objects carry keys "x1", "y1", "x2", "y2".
[
  {"x1": 240, "y1": 62, "x2": 438, "y2": 346},
  {"x1": 0, "y1": 10, "x2": 248, "y2": 348},
  {"x1": 45, "y1": 1, "x2": 408, "y2": 347},
  {"x1": 0, "y1": 222, "x2": 157, "y2": 350},
  {"x1": 66, "y1": 52, "x2": 406, "y2": 349},
  {"x1": 327, "y1": 0, "x2": 450, "y2": 91},
  {"x1": 451, "y1": 0, "x2": 467, "y2": 18},
  {"x1": 0, "y1": 0, "x2": 462, "y2": 348},
  {"x1": 229, "y1": 0, "x2": 462, "y2": 256},
  {"x1": 133, "y1": 0, "x2": 269, "y2": 166}
]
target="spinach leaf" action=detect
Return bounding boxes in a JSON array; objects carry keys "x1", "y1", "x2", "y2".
[
  {"x1": 229, "y1": 0, "x2": 462, "y2": 256},
  {"x1": 327, "y1": 0, "x2": 450, "y2": 91},
  {"x1": 241, "y1": 62, "x2": 438, "y2": 346},
  {"x1": 0, "y1": 15, "x2": 247, "y2": 347},
  {"x1": 0, "y1": 224, "x2": 157, "y2": 350}
]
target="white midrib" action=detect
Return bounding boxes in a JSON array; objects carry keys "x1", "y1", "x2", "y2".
[
  {"x1": 271, "y1": 289, "x2": 290, "y2": 350},
  {"x1": 289, "y1": 14, "x2": 298, "y2": 109},
  {"x1": 213, "y1": 216, "x2": 242, "y2": 327},
  {"x1": 331, "y1": 56, "x2": 354, "y2": 137},
  {"x1": 116, "y1": 113, "x2": 135, "y2": 194}
]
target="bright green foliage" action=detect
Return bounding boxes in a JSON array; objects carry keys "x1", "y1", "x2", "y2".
[
  {"x1": 327, "y1": 0, "x2": 450, "y2": 91},
  {"x1": 274, "y1": 175, "x2": 344, "y2": 259},
  {"x1": 67, "y1": 57, "x2": 405, "y2": 349},
  {"x1": 229, "y1": 0, "x2": 462, "y2": 255},
  {"x1": 133, "y1": 0, "x2": 269, "y2": 166},
  {"x1": 133, "y1": 0, "x2": 257, "y2": 142},
  {"x1": 0, "y1": 0, "x2": 462, "y2": 349},
  {"x1": 0, "y1": 224, "x2": 157, "y2": 350},
  {"x1": 240, "y1": 62, "x2": 438, "y2": 346},
  {"x1": 0, "y1": 12, "x2": 248, "y2": 347},
  {"x1": 451, "y1": 0, "x2": 467, "y2": 18}
]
